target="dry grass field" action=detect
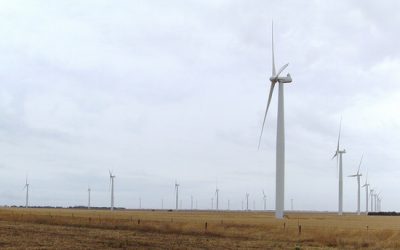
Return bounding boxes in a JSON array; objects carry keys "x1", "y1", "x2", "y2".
[{"x1": 0, "y1": 208, "x2": 400, "y2": 249}]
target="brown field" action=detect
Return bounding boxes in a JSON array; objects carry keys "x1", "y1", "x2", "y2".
[{"x1": 0, "y1": 208, "x2": 400, "y2": 249}]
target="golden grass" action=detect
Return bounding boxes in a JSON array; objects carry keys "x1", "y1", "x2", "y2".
[{"x1": 0, "y1": 208, "x2": 400, "y2": 249}]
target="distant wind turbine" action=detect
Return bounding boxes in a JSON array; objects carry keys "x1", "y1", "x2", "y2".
[
  {"x1": 246, "y1": 193, "x2": 250, "y2": 211},
  {"x1": 174, "y1": 181, "x2": 179, "y2": 210},
  {"x1": 362, "y1": 171, "x2": 370, "y2": 213},
  {"x1": 377, "y1": 194, "x2": 382, "y2": 212},
  {"x1": 370, "y1": 189, "x2": 374, "y2": 212},
  {"x1": 258, "y1": 22, "x2": 293, "y2": 219},
  {"x1": 215, "y1": 186, "x2": 219, "y2": 210},
  {"x1": 23, "y1": 176, "x2": 29, "y2": 208},
  {"x1": 262, "y1": 190, "x2": 267, "y2": 211},
  {"x1": 332, "y1": 118, "x2": 346, "y2": 215},
  {"x1": 109, "y1": 170, "x2": 116, "y2": 211},
  {"x1": 88, "y1": 186, "x2": 91, "y2": 210},
  {"x1": 349, "y1": 154, "x2": 363, "y2": 215}
]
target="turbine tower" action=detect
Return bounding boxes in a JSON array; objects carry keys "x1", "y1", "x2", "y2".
[
  {"x1": 362, "y1": 172, "x2": 370, "y2": 214},
  {"x1": 332, "y1": 118, "x2": 346, "y2": 215},
  {"x1": 258, "y1": 22, "x2": 293, "y2": 219},
  {"x1": 246, "y1": 193, "x2": 250, "y2": 211},
  {"x1": 370, "y1": 189, "x2": 374, "y2": 212},
  {"x1": 174, "y1": 181, "x2": 179, "y2": 210},
  {"x1": 262, "y1": 190, "x2": 267, "y2": 211},
  {"x1": 23, "y1": 176, "x2": 29, "y2": 208},
  {"x1": 374, "y1": 192, "x2": 379, "y2": 212},
  {"x1": 88, "y1": 186, "x2": 91, "y2": 210},
  {"x1": 377, "y1": 194, "x2": 382, "y2": 212},
  {"x1": 109, "y1": 170, "x2": 116, "y2": 211},
  {"x1": 215, "y1": 186, "x2": 219, "y2": 210},
  {"x1": 349, "y1": 154, "x2": 363, "y2": 215}
]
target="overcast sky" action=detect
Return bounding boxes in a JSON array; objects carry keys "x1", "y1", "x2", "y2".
[{"x1": 0, "y1": 0, "x2": 399, "y2": 212}]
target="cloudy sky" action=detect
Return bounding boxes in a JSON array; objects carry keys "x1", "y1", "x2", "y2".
[{"x1": 0, "y1": 0, "x2": 399, "y2": 212}]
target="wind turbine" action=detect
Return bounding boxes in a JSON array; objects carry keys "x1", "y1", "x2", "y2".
[
  {"x1": 332, "y1": 118, "x2": 346, "y2": 215},
  {"x1": 174, "y1": 181, "x2": 179, "y2": 210},
  {"x1": 377, "y1": 194, "x2": 382, "y2": 212},
  {"x1": 88, "y1": 186, "x2": 91, "y2": 210},
  {"x1": 109, "y1": 170, "x2": 116, "y2": 211},
  {"x1": 362, "y1": 172, "x2": 370, "y2": 214},
  {"x1": 370, "y1": 189, "x2": 374, "y2": 212},
  {"x1": 258, "y1": 22, "x2": 293, "y2": 219},
  {"x1": 246, "y1": 193, "x2": 250, "y2": 211},
  {"x1": 215, "y1": 186, "x2": 219, "y2": 210},
  {"x1": 262, "y1": 190, "x2": 267, "y2": 211},
  {"x1": 23, "y1": 176, "x2": 29, "y2": 208},
  {"x1": 374, "y1": 192, "x2": 379, "y2": 212},
  {"x1": 348, "y1": 154, "x2": 363, "y2": 215}
]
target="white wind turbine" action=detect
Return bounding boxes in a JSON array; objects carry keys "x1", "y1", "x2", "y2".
[
  {"x1": 109, "y1": 170, "x2": 116, "y2": 211},
  {"x1": 262, "y1": 190, "x2": 267, "y2": 211},
  {"x1": 246, "y1": 193, "x2": 250, "y2": 211},
  {"x1": 377, "y1": 194, "x2": 382, "y2": 212},
  {"x1": 88, "y1": 186, "x2": 91, "y2": 210},
  {"x1": 174, "y1": 181, "x2": 179, "y2": 210},
  {"x1": 374, "y1": 192, "x2": 379, "y2": 212},
  {"x1": 362, "y1": 172, "x2": 370, "y2": 214},
  {"x1": 348, "y1": 154, "x2": 363, "y2": 215},
  {"x1": 332, "y1": 118, "x2": 346, "y2": 215},
  {"x1": 23, "y1": 176, "x2": 29, "y2": 208},
  {"x1": 258, "y1": 22, "x2": 293, "y2": 219},
  {"x1": 215, "y1": 186, "x2": 219, "y2": 210},
  {"x1": 370, "y1": 188, "x2": 374, "y2": 212}
]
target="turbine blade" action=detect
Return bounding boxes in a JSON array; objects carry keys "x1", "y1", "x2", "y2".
[
  {"x1": 275, "y1": 63, "x2": 289, "y2": 78},
  {"x1": 272, "y1": 21, "x2": 276, "y2": 76},
  {"x1": 336, "y1": 117, "x2": 342, "y2": 153},
  {"x1": 357, "y1": 154, "x2": 363, "y2": 174},
  {"x1": 258, "y1": 82, "x2": 276, "y2": 149}
]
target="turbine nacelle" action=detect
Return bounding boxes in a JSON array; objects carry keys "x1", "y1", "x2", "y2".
[
  {"x1": 270, "y1": 73, "x2": 292, "y2": 84},
  {"x1": 277, "y1": 73, "x2": 292, "y2": 83}
]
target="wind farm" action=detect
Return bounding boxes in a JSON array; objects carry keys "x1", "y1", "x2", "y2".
[{"x1": 1, "y1": 1, "x2": 400, "y2": 249}]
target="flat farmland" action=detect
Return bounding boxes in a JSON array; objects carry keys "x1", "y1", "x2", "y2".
[{"x1": 0, "y1": 208, "x2": 399, "y2": 249}]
